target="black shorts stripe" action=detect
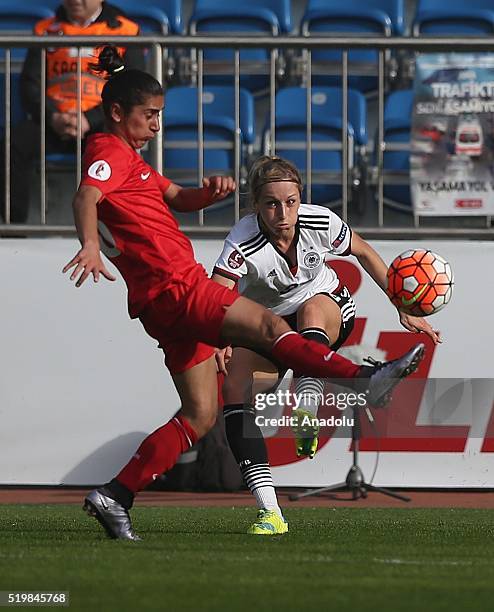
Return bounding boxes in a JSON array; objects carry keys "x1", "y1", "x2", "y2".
[
  {"x1": 341, "y1": 300, "x2": 356, "y2": 313},
  {"x1": 341, "y1": 304, "x2": 356, "y2": 321},
  {"x1": 341, "y1": 310, "x2": 356, "y2": 322},
  {"x1": 342, "y1": 305, "x2": 355, "y2": 314}
]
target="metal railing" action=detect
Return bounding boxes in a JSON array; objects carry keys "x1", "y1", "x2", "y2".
[{"x1": 1, "y1": 34, "x2": 494, "y2": 239}]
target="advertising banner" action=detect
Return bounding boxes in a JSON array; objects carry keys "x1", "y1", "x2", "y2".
[
  {"x1": 411, "y1": 53, "x2": 494, "y2": 216},
  {"x1": 0, "y1": 239, "x2": 493, "y2": 487}
]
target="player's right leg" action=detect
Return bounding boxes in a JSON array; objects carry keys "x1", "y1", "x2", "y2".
[
  {"x1": 180, "y1": 273, "x2": 365, "y2": 383},
  {"x1": 223, "y1": 347, "x2": 288, "y2": 535},
  {"x1": 84, "y1": 353, "x2": 219, "y2": 541},
  {"x1": 220, "y1": 296, "x2": 425, "y2": 406}
]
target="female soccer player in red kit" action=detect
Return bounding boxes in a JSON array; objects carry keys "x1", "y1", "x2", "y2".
[{"x1": 63, "y1": 46, "x2": 424, "y2": 541}]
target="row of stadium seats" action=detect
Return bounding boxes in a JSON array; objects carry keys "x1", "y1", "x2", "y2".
[
  {"x1": 1, "y1": 0, "x2": 493, "y2": 94},
  {"x1": 0, "y1": 80, "x2": 415, "y2": 211},
  {"x1": 3, "y1": 0, "x2": 494, "y2": 37},
  {"x1": 163, "y1": 85, "x2": 368, "y2": 209},
  {"x1": 161, "y1": 85, "x2": 417, "y2": 211},
  {"x1": 159, "y1": 85, "x2": 418, "y2": 212}
]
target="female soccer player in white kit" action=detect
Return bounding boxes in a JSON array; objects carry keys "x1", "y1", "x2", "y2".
[{"x1": 212, "y1": 156, "x2": 440, "y2": 535}]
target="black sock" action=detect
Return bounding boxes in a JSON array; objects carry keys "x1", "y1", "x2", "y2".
[
  {"x1": 224, "y1": 404, "x2": 267, "y2": 466},
  {"x1": 100, "y1": 478, "x2": 135, "y2": 510},
  {"x1": 224, "y1": 403, "x2": 280, "y2": 511}
]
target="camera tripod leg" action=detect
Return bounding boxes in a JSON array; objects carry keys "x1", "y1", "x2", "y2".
[
  {"x1": 363, "y1": 483, "x2": 411, "y2": 502},
  {"x1": 288, "y1": 482, "x2": 347, "y2": 501}
]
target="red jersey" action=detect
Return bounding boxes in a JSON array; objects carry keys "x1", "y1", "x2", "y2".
[{"x1": 81, "y1": 133, "x2": 205, "y2": 318}]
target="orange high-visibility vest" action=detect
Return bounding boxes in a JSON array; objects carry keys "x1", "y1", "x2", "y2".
[{"x1": 34, "y1": 15, "x2": 139, "y2": 113}]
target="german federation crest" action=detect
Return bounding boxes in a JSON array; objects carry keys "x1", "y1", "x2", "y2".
[{"x1": 303, "y1": 251, "x2": 321, "y2": 269}]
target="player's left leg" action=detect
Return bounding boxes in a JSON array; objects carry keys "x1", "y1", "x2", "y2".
[
  {"x1": 222, "y1": 347, "x2": 288, "y2": 535},
  {"x1": 84, "y1": 350, "x2": 219, "y2": 541}
]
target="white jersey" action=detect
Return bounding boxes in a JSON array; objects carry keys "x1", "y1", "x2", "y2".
[{"x1": 213, "y1": 204, "x2": 352, "y2": 316}]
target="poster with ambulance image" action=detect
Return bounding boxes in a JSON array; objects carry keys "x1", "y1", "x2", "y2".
[{"x1": 411, "y1": 53, "x2": 494, "y2": 216}]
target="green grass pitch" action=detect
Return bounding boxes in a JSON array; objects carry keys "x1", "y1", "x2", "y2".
[{"x1": 1, "y1": 505, "x2": 493, "y2": 611}]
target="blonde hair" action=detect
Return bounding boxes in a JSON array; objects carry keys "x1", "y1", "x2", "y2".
[{"x1": 247, "y1": 156, "x2": 303, "y2": 207}]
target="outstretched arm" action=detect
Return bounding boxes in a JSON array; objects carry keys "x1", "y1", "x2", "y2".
[
  {"x1": 62, "y1": 185, "x2": 116, "y2": 287},
  {"x1": 165, "y1": 176, "x2": 235, "y2": 212},
  {"x1": 350, "y1": 232, "x2": 441, "y2": 345}
]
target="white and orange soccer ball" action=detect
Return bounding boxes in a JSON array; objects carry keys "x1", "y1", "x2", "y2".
[{"x1": 386, "y1": 249, "x2": 454, "y2": 317}]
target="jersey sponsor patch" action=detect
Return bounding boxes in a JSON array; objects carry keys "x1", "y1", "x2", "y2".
[
  {"x1": 303, "y1": 250, "x2": 321, "y2": 269},
  {"x1": 227, "y1": 250, "x2": 245, "y2": 270},
  {"x1": 88, "y1": 159, "x2": 111, "y2": 181},
  {"x1": 332, "y1": 223, "x2": 348, "y2": 248}
]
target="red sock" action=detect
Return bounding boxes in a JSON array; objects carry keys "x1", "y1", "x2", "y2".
[
  {"x1": 271, "y1": 331, "x2": 361, "y2": 378},
  {"x1": 116, "y1": 415, "x2": 198, "y2": 493}
]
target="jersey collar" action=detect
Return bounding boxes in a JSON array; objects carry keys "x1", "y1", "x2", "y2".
[{"x1": 257, "y1": 214, "x2": 300, "y2": 270}]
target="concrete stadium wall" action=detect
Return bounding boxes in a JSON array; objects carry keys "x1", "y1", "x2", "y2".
[{"x1": 0, "y1": 237, "x2": 493, "y2": 486}]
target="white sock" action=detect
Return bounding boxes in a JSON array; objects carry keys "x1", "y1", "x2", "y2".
[
  {"x1": 241, "y1": 463, "x2": 283, "y2": 518},
  {"x1": 294, "y1": 376, "x2": 324, "y2": 417}
]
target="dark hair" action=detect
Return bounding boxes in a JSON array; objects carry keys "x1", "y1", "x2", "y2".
[
  {"x1": 248, "y1": 156, "x2": 303, "y2": 207},
  {"x1": 90, "y1": 46, "x2": 163, "y2": 118}
]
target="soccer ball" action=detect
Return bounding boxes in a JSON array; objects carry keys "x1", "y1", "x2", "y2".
[{"x1": 386, "y1": 249, "x2": 454, "y2": 317}]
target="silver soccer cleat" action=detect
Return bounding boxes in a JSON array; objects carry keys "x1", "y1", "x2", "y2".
[
  {"x1": 364, "y1": 343, "x2": 425, "y2": 408},
  {"x1": 83, "y1": 489, "x2": 141, "y2": 541}
]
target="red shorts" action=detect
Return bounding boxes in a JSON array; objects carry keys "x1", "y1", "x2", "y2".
[{"x1": 139, "y1": 274, "x2": 239, "y2": 374}]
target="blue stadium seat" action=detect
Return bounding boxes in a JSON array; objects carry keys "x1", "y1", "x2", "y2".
[
  {"x1": 189, "y1": 0, "x2": 292, "y2": 92},
  {"x1": 109, "y1": 0, "x2": 182, "y2": 34},
  {"x1": 16, "y1": 0, "x2": 59, "y2": 9},
  {"x1": 31, "y1": 0, "x2": 184, "y2": 34},
  {"x1": 264, "y1": 86, "x2": 367, "y2": 207},
  {"x1": 163, "y1": 85, "x2": 255, "y2": 187},
  {"x1": 413, "y1": 0, "x2": 494, "y2": 35},
  {"x1": 154, "y1": 0, "x2": 185, "y2": 34},
  {"x1": 110, "y1": 1, "x2": 184, "y2": 81},
  {"x1": 0, "y1": 4, "x2": 53, "y2": 31},
  {"x1": 0, "y1": 5, "x2": 54, "y2": 62},
  {"x1": 378, "y1": 89, "x2": 414, "y2": 211},
  {"x1": 300, "y1": 0, "x2": 404, "y2": 93}
]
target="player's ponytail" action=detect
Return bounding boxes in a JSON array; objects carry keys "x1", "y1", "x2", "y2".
[
  {"x1": 248, "y1": 156, "x2": 303, "y2": 207},
  {"x1": 90, "y1": 45, "x2": 163, "y2": 119},
  {"x1": 89, "y1": 45, "x2": 126, "y2": 78}
]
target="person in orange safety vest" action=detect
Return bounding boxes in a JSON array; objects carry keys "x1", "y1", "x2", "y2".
[{"x1": 2, "y1": 1, "x2": 143, "y2": 223}]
